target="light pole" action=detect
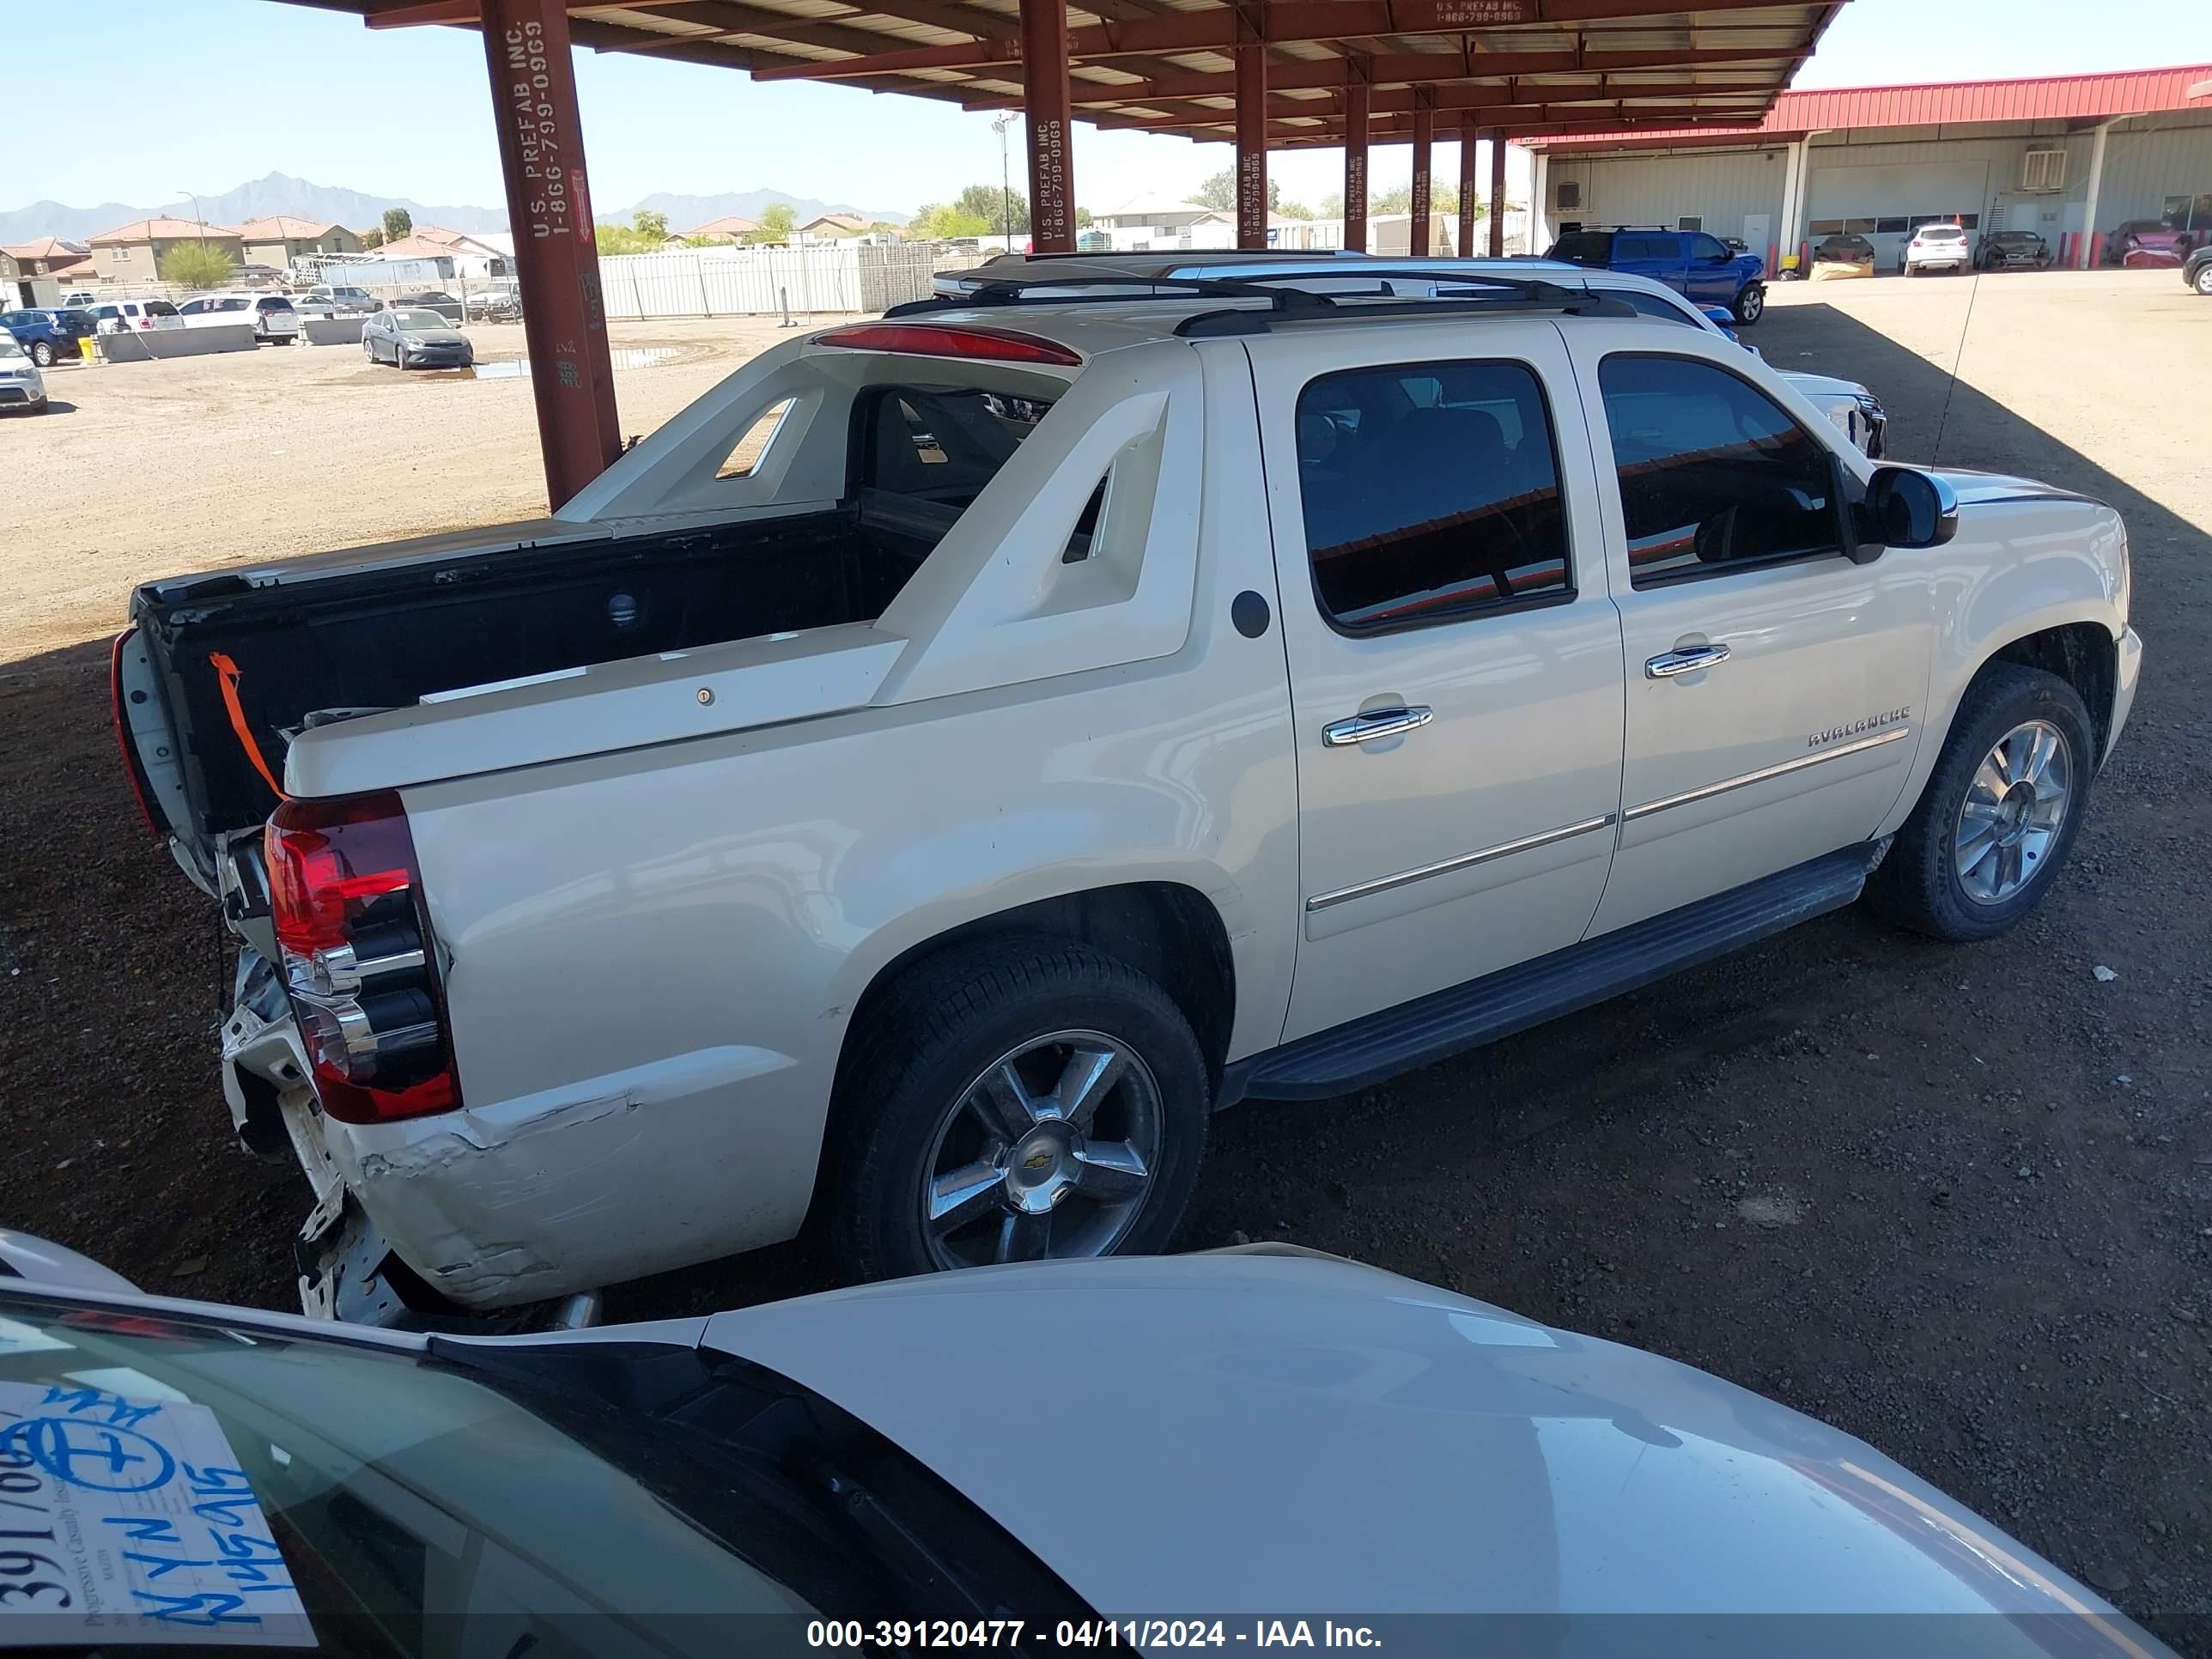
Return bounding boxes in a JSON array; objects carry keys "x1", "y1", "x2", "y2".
[
  {"x1": 179, "y1": 190, "x2": 207, "y2": 245},
  {"x1": 992, "y1": 113, "x2": 1015, "y2": 252}
]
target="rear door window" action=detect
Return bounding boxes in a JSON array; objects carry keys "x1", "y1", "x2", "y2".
[{"x1": 1294, "y1": 360, "x2": 1571, "y2": 631}]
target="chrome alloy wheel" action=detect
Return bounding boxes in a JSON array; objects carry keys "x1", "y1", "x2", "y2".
[
  {"x1": 1955, "y1": 720, "x2": 2073, "y2": 904},
  {"x1": 921, "y1": 1030, "x2": 1163, "y2": 1270}
]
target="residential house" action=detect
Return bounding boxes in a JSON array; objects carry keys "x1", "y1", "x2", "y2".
[
  {"x1": 795, "y1": 211, "x2": 867, "y2": 245},
  {"x1": 678, "y1": 215, "x2": 759, "y2": 246},
  {"x1": 1089, "y1": 197, "x2": 1322, "y2": 252},
  {"x1": 2, "y1": 236, "x2": 95, "y2": 287},
  {"x1": 236, "y1": 216, "x2": 362, "y2": 272},
  {"x1": 362, "y1": 226, "x2": 510, "y2": 280},
  {"x1": 87, "y1": 217, "x2": 244, "y2": 286}
]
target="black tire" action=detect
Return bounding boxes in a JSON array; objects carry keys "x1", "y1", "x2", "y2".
[
  {"x1": 2194, "y1": 262, "x2": 2212, "y2": 297},
  {"x1": 395, "y1": 343, "x2": 410, "y2": 371},
  {"x1": 830, "y1": 939, "x2": 1210, "y2": 1282},
  {"x1": 1865, "y1": 662, "x2": 2095, "y2": 943},
  {"x1": 28, "y1": 340, "x2": 53, "y2": 368},
  {"x1": 1731, "y1": 282, "x2": 1765, "y2": 325}
]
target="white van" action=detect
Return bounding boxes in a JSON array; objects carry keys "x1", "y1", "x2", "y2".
[{"x1": 176, "y1": 292, "x2": 300, "y2": 343}]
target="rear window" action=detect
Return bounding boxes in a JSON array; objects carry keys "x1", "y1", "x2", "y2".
[
  {"x1": 147, "y1": 301, "x2": 179, "y2": 317},
  {"x1": 258, "y1": 297, "x2": 294, "y2": 313},
  {"x1": 858, "y1": 386, "x2": 1048, "y2": 507},
  {"x1": 1549, "y1": 232, "x2": 1613, "y2": 265},
  {"x1": 1920, "y1": 226, "x2": 1966, "y2": 240}
]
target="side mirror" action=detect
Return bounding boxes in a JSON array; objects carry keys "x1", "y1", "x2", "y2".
[{"x1": 1862, "y1": 465, "x2": 1959, "y2": 553}]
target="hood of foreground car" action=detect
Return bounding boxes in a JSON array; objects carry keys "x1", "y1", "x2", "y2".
[
  {"x1": 399, "y1": 326, "x2": 468, "y2": 346},
  {"x1": 701, "y1": 1254, "x2": 2166, "y2": 1644}
]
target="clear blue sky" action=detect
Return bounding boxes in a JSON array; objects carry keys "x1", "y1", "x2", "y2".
[{"x1": 20, "y1": 0, "x2": 2209, "y2": 221}]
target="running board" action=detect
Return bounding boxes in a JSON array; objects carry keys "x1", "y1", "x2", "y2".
[{"x1": 1224, "y1": 842, "x2": 1885, "y2": 1107}]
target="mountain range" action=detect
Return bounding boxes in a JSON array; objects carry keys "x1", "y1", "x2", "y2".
[{"x1": 0, "y1": 173, "x2": 907, "y2": 245}]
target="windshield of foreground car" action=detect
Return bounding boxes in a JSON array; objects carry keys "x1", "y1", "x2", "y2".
[
  {"x1": 0, "y1": 1291, "x2": 937, "y2": 1653},
  {"x1": 389, "y1": 309, "x2": 450, "y2": 331}
]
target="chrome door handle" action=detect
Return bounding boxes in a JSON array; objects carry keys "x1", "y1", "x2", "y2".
[
  {"x1": 1644, "y1": 643, "x2": 1732, "y2": 679},
  {"x1": 1322, "y1": 706, "x2": 1433, "y2": 746}
]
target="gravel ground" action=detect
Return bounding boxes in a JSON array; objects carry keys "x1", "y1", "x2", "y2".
[{"x1": 0, "y1": 270, "x2": 2206, "y2": 1647}]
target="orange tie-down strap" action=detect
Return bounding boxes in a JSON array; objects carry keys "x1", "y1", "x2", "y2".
[{"x1": 208, "y1": 652, "x2": 288, "y2": 800}]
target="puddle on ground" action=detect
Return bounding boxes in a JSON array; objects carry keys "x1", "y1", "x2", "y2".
[{"x1": 434, "y1": 346, "x2": 684, "y2": 380}]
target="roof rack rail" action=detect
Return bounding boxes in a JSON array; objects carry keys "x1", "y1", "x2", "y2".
[{"x1": 888, "y1": 269, "x2": 1636, "y2": 337}]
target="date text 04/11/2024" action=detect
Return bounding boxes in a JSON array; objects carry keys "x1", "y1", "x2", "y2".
[{"x1": 806, "y1": 1621, "x2": 1385, "y2": 1650}]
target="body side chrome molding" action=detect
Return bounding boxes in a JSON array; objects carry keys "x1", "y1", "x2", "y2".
[
  {"x1": 1306, "y1": 814, "x2": 1618, "y2": 914},
  {"x1": 1622, "y1": 725, "x2": 1910, "y2": 824}
]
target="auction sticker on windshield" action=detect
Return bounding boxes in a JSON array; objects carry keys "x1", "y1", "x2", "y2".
[{"x1": 0, "y1": 1380, "x2": 313, "y2": 1647}]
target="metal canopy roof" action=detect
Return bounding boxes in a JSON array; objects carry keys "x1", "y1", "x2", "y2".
[{"x1": 328, "y1": 0, "x2": 1845, "y2": 147}]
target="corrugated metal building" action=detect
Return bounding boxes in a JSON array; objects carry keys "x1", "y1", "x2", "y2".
[{"x1": 1525, "y1": 65, "x2": 2212, "y2": 276}]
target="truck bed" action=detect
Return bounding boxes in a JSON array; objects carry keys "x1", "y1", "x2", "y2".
[{"x1": 131, "y1": 497, "x2": 938, "y2": 838}]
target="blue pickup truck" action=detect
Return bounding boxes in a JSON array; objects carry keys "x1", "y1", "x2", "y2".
[{"x1": 1546, "y1": 226, "x2": 1767, "y2": 325}]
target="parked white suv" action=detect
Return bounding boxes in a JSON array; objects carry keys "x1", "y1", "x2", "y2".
[
  {"x1": 86, "y1": 298, "x2": 182, "y2": 334},
  {"x1": 177, "y1": 291, "x2": 301, "y2": 343},
  {"x1": 117, "y1": 256, "x2": 2138, "y2": 1323},
  {"x1": 1904, "y1": 224, "x2": 1972, "y2": 276}
]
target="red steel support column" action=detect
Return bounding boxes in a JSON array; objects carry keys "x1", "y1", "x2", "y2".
[
  {"x1": 1488, "y1": 131, "x2": 1509, "y2": 257},
  {"x1": 1020, "y1": 0, "x2": 1075, "y2": 252},
  {"x1": 1458, "y1": 112, "x2": 1480, "y2": 258},
  {"x1": 1235, "y1": 3, "x2": 1267, "y2": 250},
  {"x1": 480, "y1": 0, "x2": 621, "y2": 510},
  {"x1": 1343, "y1": 76, "x2": 1370, "y2": 256},
  {"x1": 1408, "y1": 99, "x2": 1433, "y2": 258}
]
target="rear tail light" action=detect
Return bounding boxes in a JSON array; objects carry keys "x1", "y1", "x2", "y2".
[
  {"x1": 266, "y1": 792, "x2": 463, "y2": 1125},
  {"x1": 108, "y1": 629, "x2": 163, "y2": 842},
  {"x1": 815, "y1": 322, "x2": 1082, "y2": 367}
]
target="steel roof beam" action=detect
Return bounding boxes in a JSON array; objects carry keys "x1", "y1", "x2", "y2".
[
  {"x1": 954, "y1": 46, "x2": 1791, "y2": 106},
  {"x1": 749, "y1": 0, "x2": 1821, "y2": 82},
  {"x1": 1088, "y1": 83, "x2": 1771, "y2": 123}
]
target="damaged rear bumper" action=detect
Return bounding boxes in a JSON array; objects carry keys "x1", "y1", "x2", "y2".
[{"x1": 221, "y1": 950, "x2": 814, "y2": 1322}]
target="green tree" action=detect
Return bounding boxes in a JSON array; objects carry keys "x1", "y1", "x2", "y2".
[
  {"x1": 908, "y1": 204, "x2": 992, "y2": 241},
  {"x1": 1372, "y1": 184, "x2": 1412, "y2": 216},
  {"x1": 1317, "y1": 191, "x2": 1343, "y2": 220},
  {"x1": 1276, "y1": 199, "x2": 1314, "y2": 220},
  {"x1": 744, "y1": 204, "x2": 797, "y2": 243},
  {"x1": 1188, "y1": 170, "x2": 1281, "y2": 213},
  {"x1": 381, "y1": 206, "x2": 413, "y2": 243},
  {"x1": 952, "y1": 182, "x2": 1028, "y2": 236},
  {"x1": 594, "y1": 222, "x2": 660, "y2": 254},
  {"x1": 634, "y1": 208, "x2": 670, "y2": 241},
  {"x1": 1074, "y1": 205, "x2": 1093, "y2": 228},
  {"x1": 359, "y1": 225, "x2": 386, "y2": 250},
  {"x1": 158, "y1": 240, "x2": 234, "y2": 289}
]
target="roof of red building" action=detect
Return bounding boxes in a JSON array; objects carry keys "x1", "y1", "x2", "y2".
[
  {"x1": 88, "y1": 216, "x2": 243, "y2": 245},
  {"x1": 1528, "y1": 62, "x2": 2212, "y2": 149},
  {"x1": 235, "y1": 216, "x2": 349, "y2": 240},
  {"x1": 1, "y1": 235, "x2": 89, "y2": 259}
]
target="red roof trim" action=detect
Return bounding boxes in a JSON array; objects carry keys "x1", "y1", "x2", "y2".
[{"x1": 1528, "y1": 62, "x2": 2212, "y2": 149}]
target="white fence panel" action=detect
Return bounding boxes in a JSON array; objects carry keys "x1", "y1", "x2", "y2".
[{"x1": 593, "y1": 244, "x2": 957, "y2": 320}]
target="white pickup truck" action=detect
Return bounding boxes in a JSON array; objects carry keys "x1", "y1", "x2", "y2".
[{"x1": 117, "y1": 255, "x2": 2140, "y2": 1324}]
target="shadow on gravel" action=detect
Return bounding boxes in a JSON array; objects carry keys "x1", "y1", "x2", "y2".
[{"x1": 1, "y1": 302, "x2": 2208, "y2": 1645}]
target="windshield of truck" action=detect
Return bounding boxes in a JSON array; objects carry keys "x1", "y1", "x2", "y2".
[{"x1": 0, "y1": 1291, "x2": 1019, "y2": 1651}]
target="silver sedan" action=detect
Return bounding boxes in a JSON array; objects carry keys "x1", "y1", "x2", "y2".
[{"x1": 362, "y1": 306, "x2": 475, "y2": 370}]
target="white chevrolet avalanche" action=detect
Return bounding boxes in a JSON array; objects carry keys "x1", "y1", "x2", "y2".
[{"x1": 118, "y1": 256, "x2": 2139, "y2": 1323}]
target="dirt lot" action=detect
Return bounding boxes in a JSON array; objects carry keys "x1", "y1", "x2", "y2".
[{"x1": 2, "y1": 271, "x2": 2208, "y2": 1645}]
